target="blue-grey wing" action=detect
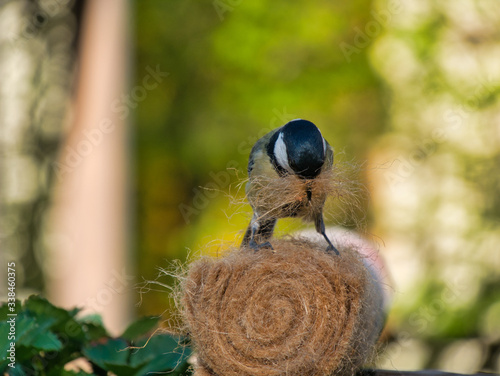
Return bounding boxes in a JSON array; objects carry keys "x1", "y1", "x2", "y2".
[
  {"x1": 324, "y1": 140, "x2": 334, "y2": 169},
  {"x1": 247, "y1": 128, "x2": 280, "y2": 176}
]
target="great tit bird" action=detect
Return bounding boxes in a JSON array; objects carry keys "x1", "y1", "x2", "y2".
[{"x1": 241, "y1": 119, "x2": 339, "y2": 255}]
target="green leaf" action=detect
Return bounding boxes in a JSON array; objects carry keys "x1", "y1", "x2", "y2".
[
  {"x1": 0, "y1": 300, "x2": 21, "y2": 318},
  {"x1": 78, "y1": 313, "x2": 104, "y2": 327},
  {"x1": 31, "y1": 330, "x2": 63, "y2": 352},
  {"x1": 24, "y1": 295, "x2": 85, "y2": 342},
  {"x1": 121, "y1": 316, "x2": 160, "y2": 342},
  {"x1": 0, "y1": 358, "x2": 11, "y2": 374},
  {"x1": 82, "y1": 338, "x2": 129, "y2": 370},
  {"x1": 82, "y1": 322, "x2": 109, "y2": 342},
  {"x1": 103, "y1": 363, "x2": 140, "y2": 376},
  {"x1": 0, "y1": 321, "x2": 12, "y2": 359},
  {"x1": 4, "y1": 366, "x2": 27, "y2": 376},
  {"x1": 2, "y1": 311, "x2": 47, "y2": 355},
  {"x1": 131, "y1": 334, "x2": 192, "y2": 375},
  {"x1": 15, "y1": 312, "x2": 61, "y2": 351},
  {"x1": 24, "y1": 295, "x2": 68, "y2": 320},
  {"x1": 78, "y1": 314, "x2": 109, "y2": 341}
]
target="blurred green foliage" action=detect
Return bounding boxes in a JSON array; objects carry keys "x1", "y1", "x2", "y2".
[
  {"x1": 134, "y1": 0, "x2": 384, "y2": 316},
  {"x1": 368, "y1": 0, "x2": 500, "y2": 371},
  {"x1": 0, "y1": 296, "x2": 190, "y2": 375}
]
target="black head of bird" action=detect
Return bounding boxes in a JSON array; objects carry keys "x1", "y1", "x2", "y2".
[
  {"x1": 267, "y1": 119, "x2": 326, "y2": 179},
  {"x1": 242, "y1": 119, "x2": 339, "y2": 255}
]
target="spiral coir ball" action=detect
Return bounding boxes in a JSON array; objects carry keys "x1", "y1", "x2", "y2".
[{"x1": 181, "y1": 237, "x2": 385, "y2": 376}]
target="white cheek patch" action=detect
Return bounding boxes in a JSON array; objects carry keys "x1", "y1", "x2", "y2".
[
  {"x1": 314, "y1": 127, "x2": 326, "y2": 154},
  {"x1": 274, "y1": 132, "x2": 293, "y2": 173}
]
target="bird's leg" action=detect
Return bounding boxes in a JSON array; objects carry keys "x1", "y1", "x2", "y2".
[
  {"x1": 245, "y1": 214, "x2": 275, "y2": 251},
  {"x1": 305, "y1": 181, "x2": 313, "y2": 203},
  {"x1": 314, "y1": 211, "x2": 340, "y2": 255}
]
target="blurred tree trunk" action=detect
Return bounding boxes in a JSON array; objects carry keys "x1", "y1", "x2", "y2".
[{"x1": 46, "y1": 0, "x2": 132, "y2": 335}]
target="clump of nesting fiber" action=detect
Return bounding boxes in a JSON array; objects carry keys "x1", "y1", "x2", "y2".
[
  {"x1": 181, "y1": 238, "x2": 385, "y2": 376},
  {"x1": 244, "y1": 160, "x2": 366, "y2": 227}
]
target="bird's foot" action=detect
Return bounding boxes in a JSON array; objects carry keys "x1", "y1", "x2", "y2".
[
  {"x1": 326, "y1": 243, "x2": 340, "y2": 256},
  {"x1": 248, "y1": 240, "x2": 274, "y2": 252}
]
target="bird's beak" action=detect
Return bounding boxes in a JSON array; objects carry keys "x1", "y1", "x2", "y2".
[{"x1": 305, "y1": 181, "x2": 313, "y2": 202}]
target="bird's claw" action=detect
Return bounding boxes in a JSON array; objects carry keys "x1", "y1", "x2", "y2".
[
  {"x1": 248, "y1": 240, "x2": 274, "y2": 252},
  {"x1": 326, "y1": 243, "x2": 340, "y2": 256}
]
